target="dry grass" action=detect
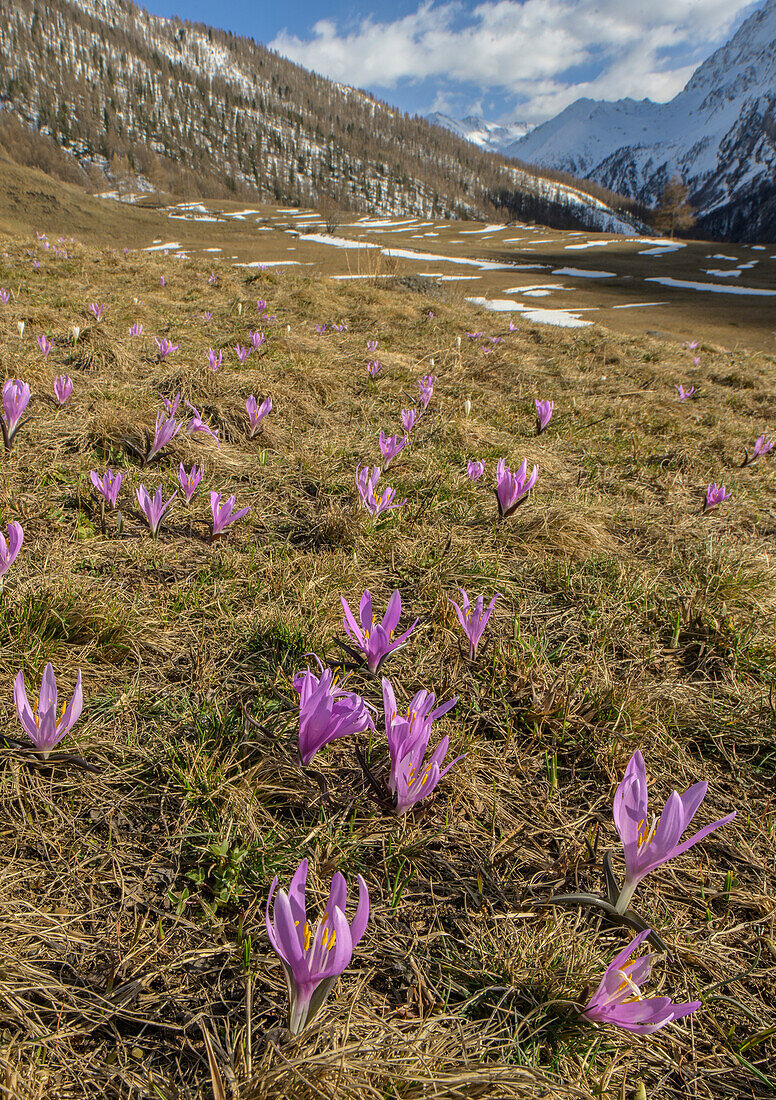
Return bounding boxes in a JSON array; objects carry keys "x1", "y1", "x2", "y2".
[{"x1": 0, "y1": 234, "x2": 773, "y2": 1099}]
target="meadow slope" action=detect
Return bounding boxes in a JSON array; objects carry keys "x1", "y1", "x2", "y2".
[{"x1": 0, "y1": 234, "x2": 774, "y2": 1099}]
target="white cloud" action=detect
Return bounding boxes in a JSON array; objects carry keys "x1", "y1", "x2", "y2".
[{"x1": 270, "y1": 0, "x2": 758, "y2": 122}]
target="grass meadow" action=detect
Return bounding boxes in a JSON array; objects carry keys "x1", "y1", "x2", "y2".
[{"x1": 0, "y1": 233, "x2": 774, "y2": 1099}]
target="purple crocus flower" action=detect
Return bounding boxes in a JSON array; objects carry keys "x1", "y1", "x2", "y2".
[
  {"x1": 693, "y1": 356, "x2": 701, "y2": 368},
  {"x1": 160, "y1": 276, "x2": 166, "y2": 287},
  {"x1": 401, "y1": 408, "x2": 419, "y2": 433},
  {"x1": 378, "y1": 431, "x2": 408, "y2": 467},
  {"x1": 136, "y1": 484, "x2": 176, "y2": 538},
  {"x1": 356, "y1": 466, "x2": 405, "y2": 518},
  {"x1": 37, "y1": 335, "x2": 53, "y2": 358},
  {"x1": 366, "y1": 340, "x2": 378, "y2": 354},
  {"x1": 246, "y1": 395, "x2": 272, "y2": 437},
  {"x1": 582, "y1": 930, "x2": 700, "y2": 1034},
  {"x1": 186, "y1": 403, "x2": 220, "y2": 446},
  {"x1": 155, "y1": 337, "x2": 179, "y2": 361},
  {"x1": 256, "y1": 298, "x2": 267, "y2": 314},
  {"x1": 315, "y1": 324, "x2": 327, "y2": 335},
  {"x1": 341, "y1": 590, "x2": 419, "y2": 673},
  {"x1": 676, "y1": 384, "x2": 696, "y2": 401},
  {"x1": 266, "y1": 858, "x2": 369, "y2": 1035},
  {"x1": 89, "y1": 303, "x2": 105, "y2": 322},
  {"x1": 129, "y1": 322, "x2": 143, "y2": 337},
  {"x1": 178, "y1": 463, "x2": 202, "y2": 503},
  {"x1": 495, "y1": 458, "x2": 538, "y2": 517},
  {"x1": 147, "y1": 413, "x2": 182, "y2": 463},
  {"x1": 162, "y1": 393, "x2": 181, "y2": 417},
  {"x1": 612, "y1": 749, "x2": 736, "y2": 914},
  {"x1": 535, "y1": 399, "x2": 554, "y2": 433},
  {"x1": 201, "y1": 311, "x2": 213, "y2": 323},
  {"x1": 467, "y1": 460, "x2": 485, "y2": 481},
  {"x1": 14, "y1": 663, "x2": 83, "y2": 759},
  {"x1": 90, "y1": 469, "x2": 123, "y2": 508},
  {"x1": 448, "y1": 589, "x2": 500, "y2": 659},
  {"x1": 210, "y1": 491, "x2": 250, "y2": 539},
  {"x1": 2, "y1": 379, "x2": 31, "y2": 448},
  {"x1": 367, "y1": 360, "x2": 381, "y2": 378},
  {"x1": 703, "y1": 483, "x2": 731, "y2": 513},
  {"x1": 419, "y1": 374, "x2": 436, "y2": 408},
  {"x1": 249, "y1": 330, "x2": 266, "y2": 351},
  {"x1": 0, "y1": 521, "x2": 23, "y2": 578},
  {"x1": 748, "y1": 434, "x2": 774, "y2": 463},
  {"x1": 207, "y1": 348, "x2": 222, "y2": 372},
  {"x1": 293, "y1": 665, "x2": 374, "y2": 766},
  {"x1": 683, "y1": 339, "x2": 699, "y2": 350},
  {"x1": 234, "y1": 343, "x2": 251, "y2": 365},
  {"x1": 381, "y1": 678, "x2": 461, "y2": 815},
  {"x1": 209, "y1": 273, "x2": 218, "y2": 285},
  {"x1": 0, "y1": 290, "x2": 9, "y2": 304},
  {"x1": 54, "y1": 375, "x2": 72, "y2": 405}
]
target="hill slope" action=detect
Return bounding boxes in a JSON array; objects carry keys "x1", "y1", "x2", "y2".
[
  {"x1": 0, "y1": 0, "x2": 640, "y2": 234},
  {"x1": 508, "y1": 0, "x2": 776, "y2": 241}
]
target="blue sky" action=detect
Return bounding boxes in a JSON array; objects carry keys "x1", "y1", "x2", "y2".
[{"x1": 142, "y1": 0, "x2": 762, "y2": 123}]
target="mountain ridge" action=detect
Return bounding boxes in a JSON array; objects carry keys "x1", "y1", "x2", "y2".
[{"x1": 506, "y1": 0, "x2": 776, "y2": 240}]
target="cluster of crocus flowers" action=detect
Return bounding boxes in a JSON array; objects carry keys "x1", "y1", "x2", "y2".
[
  {"x1": 2, "y1": 378, "x2": 31, "y2": 451},
  {"x1": 535, "y1": 399, "x2": 554, "y2": 433},
  {"x1": 54, "y1": 375, "x2": 72, "y2": 406},
  {"x1": 136, "y1": 484, "x2": 176, "y2": 538},
  {"x1": 246, "y1": 395, "x2": 272, "y2": 437},
  {"x1": 448, "y1": 589, "x2": 500, "y2": 659},
  {"x1": 703, "y1": 482, "x2": 731, "y2": 513},
  {"x1": 378, "y1": 431, "x2": 408, "y2": 467},
  {"x1": 210, "y1": 491, "x2": 249, "y2": 541},
  {"x1": 155, "y1": 337, "x2": 179, "y2": 361},
  {"x1": 676, "y1": 384, "x2": 696, "y2": 401},
  {"x1": 266, "y1": 859, "x2": 369, "y2": 1035},
  {"x1": 90, "y1": 469, "x2": 123, "y2": 508},
  {"x1": 0, "y1": 521, "x2": 23, "y2": 579},
  {"x1": 583, "y1": 930, "x2": 700, "y2": 1034},
  {"x1": 743, "y1": 434, "x2": 774, "y2": 465},
  {"x1": 341, "y1": 590, "x2": 419, "y2": 673},
  {"x1": 382, "y1": 678, "x2": 461, "y2": 815},
  {"x1": 612, "y1": 749, "x2": 735, "y2": 915},
  {"x1": 293, "y1": 665, "x2": 374, "y2": 766},
  {"x1": 495, "y1": 458, "x2": 538, "y2": 517},
  {"x1": 14, "y1": 663, "x2": 83, "y2": 759},
  {"x1": 356, "y1": 466, "x2": 404, "y2": 518}
]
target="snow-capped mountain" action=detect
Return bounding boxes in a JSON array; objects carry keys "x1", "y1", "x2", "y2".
[
  {"x1": 0, "y1": 0, "x2": 639, "y2": 234},
  {"x1": 427, "y1": 113, "x2": 532, "y2": 154},
  {"x1": 506, "y1": 0, "x2": 776, "y2": 241}
]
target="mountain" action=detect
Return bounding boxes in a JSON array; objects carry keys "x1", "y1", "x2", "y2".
[
  {"x1": 507, "y1": 0, "x2": 776, "y2": 241},
  {"x1": 0, "y1": 0, "x2": 641, "y2": 235},
  {"x1": 427, "y1": 113, "x2": 532, "y2": 154}
]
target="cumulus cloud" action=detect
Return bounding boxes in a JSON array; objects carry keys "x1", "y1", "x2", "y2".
[{"x1": 270, "y1": 0, "x2": 757, "y2": 122}]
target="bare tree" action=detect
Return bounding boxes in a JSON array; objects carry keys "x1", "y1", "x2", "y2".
[{"x1": 654, "y1": 176, "x2": 696, "y2": 238}]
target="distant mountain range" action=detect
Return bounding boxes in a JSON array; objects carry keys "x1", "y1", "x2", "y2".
[
  {"x1": 0, "y1": 0, "x2": 641, "y2": 236},
  {"x1": 426, "y1": 113, "x2": 531, "y2": 155},
  {"x1": 432, "y1": 0, "x2": 776, "y2": 241}
]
